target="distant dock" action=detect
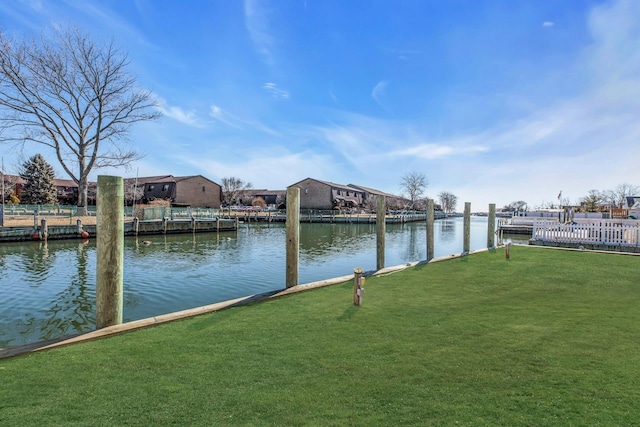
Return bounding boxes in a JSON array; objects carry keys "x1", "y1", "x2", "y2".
[{"x1": 0, "y1": 217, "x2": 238, "y2": 242}]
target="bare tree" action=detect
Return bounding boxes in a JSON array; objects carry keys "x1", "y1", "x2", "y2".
[
  {"x1": 438, "y1": 191, "x2": 458, "y2": 214},
  {"x1": 363, "y1": 195, "x2": 378, "y2": 213},
  {"x1": 124, "y1": 180, "x2": 144, "y2": 206},
  {"x1": 502, "y1": 200, "x2": 527, "y2": 212},
  {"x1": 221, "y1": 177, "x2": 252, "y2": 206},
  {"x1": 400, "y1": 172, "x2": 428, "y2": 210},
  {"x1": 1, "y1": 171, "x2": 18, "y2": 203},
  {"x1": 602, "y1": 183, "x2": 640, "y2": 209},
  {"x1": 0, "y1": 26, "x2": 160, "y2": 215}
]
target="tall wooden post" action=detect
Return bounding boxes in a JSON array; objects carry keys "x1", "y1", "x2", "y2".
[
  {"x1": 96, "y1": 175, "x2": 124, "y2": 329},
  {"x1": 376, "y1": 195, "x2": 386, "y2": 270},
  {"x1": 426, "y1": 199, "x2": 435, "y2": 261},
  {"x1": 487, "y1": 203, "x2": 496, "y2": 248},
  {"x1": 286, "y1": 186, "x2": 300, "y2": 288},
  {"x1": 463, "y1": 202, "x2": 471, "y2": 255}
]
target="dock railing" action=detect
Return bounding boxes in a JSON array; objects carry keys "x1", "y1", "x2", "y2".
[{"x1": 533, "y1": 218, "x2": 640, "y2": 247}]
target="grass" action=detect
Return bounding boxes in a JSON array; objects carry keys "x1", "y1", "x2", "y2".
[{"x1": 1, "y1": 246, "x2": 639, "y2": 426}]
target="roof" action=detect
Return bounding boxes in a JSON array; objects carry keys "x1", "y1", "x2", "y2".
[
  {"x1": 347, "y1": 183, "x2": 399, "y2": 198},
  {"x1": 123, "y1": 175, "x2": 221, "y2": 187},
  {"x1": 2, "y1": 174, "x2": 80, "y2": 187},
  {"x1": 626, "y1": 196, "x2": 640, "y2": 209},
  {"x1": 289, "y1": 177, "x2": 365, "y2": 193}
]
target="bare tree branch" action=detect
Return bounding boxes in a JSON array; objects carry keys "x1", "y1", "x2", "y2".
[
  {"x1": 400, "y1": 172, "x2": 428, "y2": 210},
  {"x1": 0, "y1": 26, "x2": 160, "y2": 214}
]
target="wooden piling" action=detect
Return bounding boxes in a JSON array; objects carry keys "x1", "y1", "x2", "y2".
[
  {"x1": 376, "y1": 195, "x2": 386, "y2": 270},
  {"x1": 463, "y1": 202, "x2": 471, "y2": 254},
  {"x1": 426, "y1": 199, "x2": 434, "y2": 261},
  {"x1": 286, "y1": 186, "x2": 300, "y2": 288},
  {"x1": 133, "y1": 217, "x2": 139, "y2": 236},
  {"x1": 40, "y1": 218, "x2": 48, "y2": 241},
  {"x1": 487, "y1": 203, "x2": 496, "y2": 248},
  {"x1": 505, "y1": 242, "x2": 511, "y2": 259},
  {"x1": 96, "y1": 175, "x2": 124, "y2": 329}
]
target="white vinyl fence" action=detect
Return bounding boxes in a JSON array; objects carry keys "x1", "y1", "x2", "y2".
[{"x1": 533, "y1": 219, "x2": 640, "y2": 247}]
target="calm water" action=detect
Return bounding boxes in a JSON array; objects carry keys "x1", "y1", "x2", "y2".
[{"x1": 0, "y1": 217, "x2": 524, "y2": 349}]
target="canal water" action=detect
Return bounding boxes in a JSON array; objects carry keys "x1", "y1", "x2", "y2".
[{"x1": 0, "y1": 217, "x2": 525, "y2": 349}]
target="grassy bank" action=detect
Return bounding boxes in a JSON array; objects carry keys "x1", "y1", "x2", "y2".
[{"x1": 1, "y1": 246, "x2": 639, "y2": 426}]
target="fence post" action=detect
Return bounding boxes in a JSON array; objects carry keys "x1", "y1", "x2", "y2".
[
  {"x1": 426, "y1": 199, "x2": 434, "y2": 261},
  {"x1": 463, "y1": 202, "x2": 471, "y2": 254},
  {"x1": 96, "y1": 175, "x2": 124, "y2": 329},
  {"x1": 376, "y1": 195, "x2": 386, "y2": 270},
  {"x1": 487, "y1": 203, "x2": 496, "y2": 248},
  {"x1": 286, "y1": 186, "x2": 300, "y2": 288}
]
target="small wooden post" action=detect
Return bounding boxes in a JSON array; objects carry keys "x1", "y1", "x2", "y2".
[
  {"x1": 505, "y1": 242, "x2": 511, "y2": 259},
  {"x1": 133, "y1": 216, "x2": 139, "y2": 236},
  {"x1": 376, "y1": 195, "x2": 386, "y2": 270},
  {"x1": 353, "y1": 267, "x2": 364, "y2": 305},
  {"x1": 286, "y1": 186, "x2": 300, "y2": 288},
  {"x1": 96, "y1": 175, "x2": 124, "y2": 329},
  {"x1": 40, "y1": 218, "x2": 48, "y2": 241},
  {"x1": 463, "y1": 202, "x2": 471, "y2": 254},
  {"x1": 191, "y1": 216, "x2": 196, "y2": 233},
  {"x1": 487, "y1": 203, "x2": 496, "y2": 248},
  {"x1": 426, "y1": 199, "x2": 435, "y2": 261}
]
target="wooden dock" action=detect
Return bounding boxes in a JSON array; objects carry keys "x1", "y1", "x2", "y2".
[
  {"x1": 0, "y1": 218, "x2": 238, "y2": 242},
  {"x1": 225, "y1": 211, "x2": 447, "y2": 224}
]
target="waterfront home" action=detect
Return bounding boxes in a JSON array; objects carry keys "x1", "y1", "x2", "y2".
[
  {"x1": 124, "y1": 175, "x2": 222, "y2": 208},
  {"x1": 2, "y1": 174, "x2": 82, "y2": 205},
  {"x1": 289, "y1": 178, "x2": 366, "y2": 210}
]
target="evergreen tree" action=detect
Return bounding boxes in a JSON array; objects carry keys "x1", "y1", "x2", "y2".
[{"x1": 19, "y1": 154, "x2": 58, "y2": 205}]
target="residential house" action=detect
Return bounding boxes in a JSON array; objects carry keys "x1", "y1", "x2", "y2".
[
  {"x1": 347, "y1": 183, "x2": 407, "y2": 210},
  {"x1": 288, "y1": 178, "x2": 366, "y2": 210},
  {"x1": 244, "y1": 189, "x2": 286, "y2": 208},
  {"x1": 2, "y1": 174, "x2": 81, "y2": 205},
  {"x1": 125, "y1": 175, "x2": 222, "y2": 208},
  {"x1": 625, "y1": 196, "x2": 640, "y2": 219}
]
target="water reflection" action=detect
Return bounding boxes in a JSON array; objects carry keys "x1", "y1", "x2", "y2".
[
  {"x1": 1, "y1": 217, "x2": 500, "y2": 349},
  {"x1": 439, "y1": 220, "x2": 456, "y2": 243}
]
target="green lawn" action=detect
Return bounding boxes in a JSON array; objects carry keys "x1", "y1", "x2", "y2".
[{"x1": 1, "y1": 246, "x2": 639, "y2": 426}]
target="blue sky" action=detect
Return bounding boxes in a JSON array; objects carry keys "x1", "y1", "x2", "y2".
[{"x1": 1, "y1": 0, "x2": 639, "y2": 210}]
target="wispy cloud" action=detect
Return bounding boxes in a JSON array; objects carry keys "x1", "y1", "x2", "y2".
[
  {"x1": 244, "y1": 0, "x2": 276, "y2": 68},
  {"x1": 209, "y1": 105, "x2": 244, "y2": 129},
  {"x1": 542, "y1": 21, "x2": 554, "y2": 27},
  {"x1": 371, "y1": 80, "x2": 390, "y2": 112},
  {"x1": 263, "y1": 82, "x2": 290, "y2": 99},
  {"x1": 179, "y1": 149, "x2": 339, "y2": 188},
  {"x1": 155, "y1": 98, "x2": 203, "y2": 127},
  {"x1": 209, "y1": 104, "x2": 280, "y2": 136},
  {"x1": 391, "y1": 143, "x2": 489, "y2": 159}
]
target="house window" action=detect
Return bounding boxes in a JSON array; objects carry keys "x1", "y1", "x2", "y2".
[
  {"x1": 162, "y1": 184, "x2": 169, "y2": 191},
  {"x1": 202, "y1": 186, "x2": 206, "y2": 192},
  {"x1": 147, "y1": 185, "x2": 154, "y2": 191}
]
